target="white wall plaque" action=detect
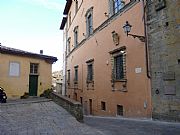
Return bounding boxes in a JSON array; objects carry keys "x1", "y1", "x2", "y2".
[{"x1": 135, "y1": 68, "x2": 142, "y2": 74}]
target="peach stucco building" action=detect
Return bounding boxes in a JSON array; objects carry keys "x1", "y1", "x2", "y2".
[{"x1": 60, "y1": 0, "x2": 151, "y2": 118}]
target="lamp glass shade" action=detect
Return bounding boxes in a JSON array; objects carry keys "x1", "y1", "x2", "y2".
[{"x1": 123, "y1": 21, "x2": 132, "y2": 34}]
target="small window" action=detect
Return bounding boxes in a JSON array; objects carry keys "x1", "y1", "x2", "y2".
[
  {"x1": 117, "y1": 105, "x2": 123, "y2": 116},
  {"x1": 67, "y1": 37, "x2": 71, "y2": 53},
  {"x1": 67, "y1": 70, "x2": 70, "y2": 85},
  {"x1": 69, "y1": 12, "x2": 71, "y2": 26},
  {"x1": 74, "y1": 26, "x2": 78, "y2": 48},
  {"x1": 178, "y1": 59, "x2": 180, "y2": 64},
  {"x1": 74, "y1": 66, "x2": 78, "y2": 82},
  {"x1": 75, "y1": 0, "x2": 78, "y2": 14},
  {"x1": 30, "y1": 63, "x2": 38, "y2": 74},
  {"x1": 80, "y1": 97, "x2": 83, "y2": 104},
  {"x1": 9, "y1": 62, "x2": 20, "y2": 77},
  {"x1": 101, "y1": 101, "x2": 106, "y2": 111}
]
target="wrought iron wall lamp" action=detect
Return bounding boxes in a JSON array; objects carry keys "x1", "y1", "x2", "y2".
[{"x1": 123, "y1": 21, "x2": 145, "y2": 42}]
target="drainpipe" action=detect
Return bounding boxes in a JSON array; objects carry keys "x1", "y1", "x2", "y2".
[
  {"x1": 64, "y1": 25, "x2": 68, "y2": 96},
  {"x1": 142, "y1": 0, "x2": 151, "y2": 79}
]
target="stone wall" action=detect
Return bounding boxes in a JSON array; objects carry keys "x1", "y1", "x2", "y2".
[
  {"x1": 146, "y1": 0, "x2": 180, "y2": 121},
  {"x1": 50, "y1": 92, "x2": 83, "y2": 122}
]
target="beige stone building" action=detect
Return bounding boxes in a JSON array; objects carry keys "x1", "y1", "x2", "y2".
[
  {"x1": 0, "y1": 45, "x2": 57, "y2": 99},
  {"x1": 60, "y1": 0, "x2": 151, "y2": 118}
]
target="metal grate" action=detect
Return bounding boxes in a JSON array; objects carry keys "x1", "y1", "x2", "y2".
[{"x1": 117, "y1": 105, "x2": 123, "y2": 116}]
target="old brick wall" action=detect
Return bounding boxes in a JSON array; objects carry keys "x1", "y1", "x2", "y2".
[{"x1": 146, "y1": 0, "x2": 180, "y2": 121}]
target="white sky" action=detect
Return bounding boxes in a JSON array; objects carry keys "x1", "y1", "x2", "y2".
[{"x1": 0, "y1": 0, "x2": 66, "y2": 71}]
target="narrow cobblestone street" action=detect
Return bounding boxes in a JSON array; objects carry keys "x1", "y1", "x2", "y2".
[{"x1": 0, "y1": 98, "x2": 180, "y2": 135}]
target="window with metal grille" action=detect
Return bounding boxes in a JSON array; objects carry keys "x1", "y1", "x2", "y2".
[
  {"x1": 101, "y1": 101, "x2": 106, "y2": 111},
  {"x1": 74, "y1": 66, "x2": 78, "y2": 82},
  {"x1": 87, "y1": 63, "x2": 93, "y2": 81},
  {"x1": 117, "y1": 105, "x2": 123, "y2": 116},
  {"x1": 30, "y1": 63, "x2": 38, "y2": 74},
  {"x1": 114, "y1": 55, "x2": 124, "y2": 80}
]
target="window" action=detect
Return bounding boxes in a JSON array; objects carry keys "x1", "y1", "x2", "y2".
[
  {"x1": 30, "y1": 63, "x2": 38, "y2": 74},
  {"x1": 69, "y1": 12, "x2": 71, "y2": 26},
  {"x1": 85, "y1": 7, "x2": 93, "y2": 36},
  {"x1": 67, "y1": 70, "x2": 70, "y2": 85},
  {"x1": 9, "y1": 62, "x2": 20, "y2": 77},
  {"x1": 101, "y1": 101, "x2": 106, "y2": 111},
  {"x1": 117, "y1": 105, "x2": 123, "y2": 116},
  {"x1": 80, "y1": 97, "x2": 83, "y2": 104},
  {"x1": 67, "y1": 37, "x2": 71, "y2": 53},
  {"x1": 114, "y1": 55, "x2": 124, "y2": 80},
  {"x1": 109, "y1": 0, "x2": 125, "y2": 16},
  {"x1": 75, "y1": 0, "x2": 78, "y2": 14},
  {"x1": 74, "y1": 26, "x2": 78, "y2": 48},
  {"x1": 74, "y1": 66, "x2": 78, "y2": 83},
  {"x1": 110, "y1": 47, "x2": 126, "y2": 81},
  {"x1": 87, "y1": 14, "x2": 93, "y2": 35},
  {"x1": 86, "y1": 59, "x2": 94, "y2": 82},
  {"x1": 114, "y1": 0, "x2": 123, "y2": 13}
]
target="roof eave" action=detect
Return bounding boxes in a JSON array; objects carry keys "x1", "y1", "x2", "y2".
[
  {"x1": 63, "y1": 0, "x2": 72, "y2": 15},
  {"x1": 60, "y1": 17, "x2": 67, "y2": 30}
]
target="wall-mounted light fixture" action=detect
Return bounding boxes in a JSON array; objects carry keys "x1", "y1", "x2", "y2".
[{"x1": 123, "y1": 21, "x2": 145, "y2": 42}]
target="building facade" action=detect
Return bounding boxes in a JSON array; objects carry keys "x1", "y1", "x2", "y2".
[
  {"x1": 0, "y1": 45, "x2": 57, "y2": 99},
  {"x1": 52, "y1": 70, "x2": 63, "y2": 94},
  {"x1": 60, "y1": 0, "x2": 151, "y2": 118},
  {"x1": 147, "y1": 0, "x2": 180, "y2": 121}
]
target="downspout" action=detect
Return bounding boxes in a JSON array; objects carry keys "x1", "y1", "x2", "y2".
[
  {"x1": 142, "y1": 0, "x2": 151, "y2": 79},
  {"x1": 64, "y1": 25, "x2": 68, "y2": 96}
]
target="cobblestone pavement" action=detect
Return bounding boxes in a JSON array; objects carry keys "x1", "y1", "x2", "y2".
[
  {"x1": 84, "y1": 116, "x2": 180, "y2": 135},
  {"x1": 0, "y1": 98, "x2": 104, "y2": 135}
]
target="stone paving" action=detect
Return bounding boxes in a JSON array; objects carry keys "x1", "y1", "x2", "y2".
[
  {"x1": 1, "y1": 98, "x2": 180, "y2": 135},
  {"x1": 0, "y1": 98, "x2": 103, "y2": 135},
  {"x1": 84, "y1": 116, "x2": 180, "y2": 135}
]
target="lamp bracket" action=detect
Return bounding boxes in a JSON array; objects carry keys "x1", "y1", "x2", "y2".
[{"x1": 128, "y1": 33, "x2": 145, "y2": 42}]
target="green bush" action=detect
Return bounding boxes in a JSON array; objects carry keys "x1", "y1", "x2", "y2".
[
  {"x1": 20, "y1": 92, "x2": 29, "y2": 99},
  {"x1": 40, "y1": 88, "x2": 53, "y2": 98}
]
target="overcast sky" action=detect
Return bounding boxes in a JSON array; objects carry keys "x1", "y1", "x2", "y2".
[{"x1": 0, "y1": 0, "x2": 65, "y2": 71}]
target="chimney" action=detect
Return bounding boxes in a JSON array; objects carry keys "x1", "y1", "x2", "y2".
[{"x1": 40, "y1": 50, "x2": 43, "y2": 54}]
